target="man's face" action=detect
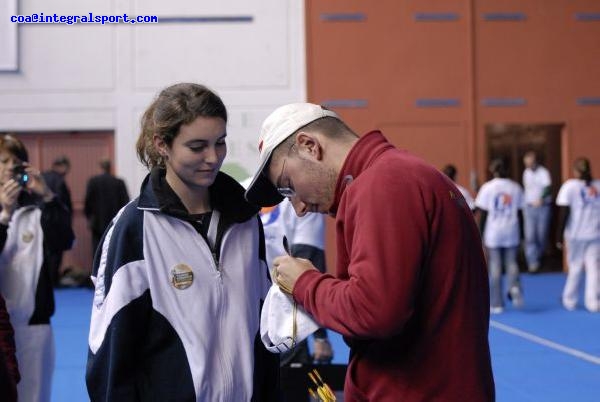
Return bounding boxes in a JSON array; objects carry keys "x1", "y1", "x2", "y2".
[
  {"x1": 524, "y1": 154, "x2": 536, "y2": 169},
  {"x1": 267, "y1": 143, "x2": 337, "y2": 216},
  {"x1": 55, "y1": 164, "x2": 69, "y2": 176}
]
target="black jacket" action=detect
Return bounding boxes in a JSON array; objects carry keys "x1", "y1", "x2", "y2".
[{"x1": 84, "y1": 173, "x2": 130, "y2": 235}]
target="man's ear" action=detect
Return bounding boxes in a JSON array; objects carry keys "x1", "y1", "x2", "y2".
[{"x1": 295, "y1": 132, "x2": 323, "y2": 161}]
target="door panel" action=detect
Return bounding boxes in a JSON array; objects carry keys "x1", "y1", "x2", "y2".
[
  {"x1": 485, "y1": 123, "x2": 563, "y2": 272},
  {"x1": 13, "y1": 131, "x2": 114, "y2": 277}
]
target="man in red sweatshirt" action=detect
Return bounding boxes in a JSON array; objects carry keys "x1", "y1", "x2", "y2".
[{"x1": 245, "y1": 103, "x2": 495, "y2": 402}]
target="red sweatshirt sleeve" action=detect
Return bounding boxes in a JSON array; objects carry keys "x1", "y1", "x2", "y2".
[
  {"x1": 0, "y1": 293, "x2": 20, "y2": 387},
  {"x1": 294, "y1": 167, "x2": 430, "y2": 339}
]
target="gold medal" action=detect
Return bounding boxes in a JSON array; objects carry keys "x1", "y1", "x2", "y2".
[
  {"x1": 22, "y1": 231, "x2": 34, "y2": 243},
  {"x1": 171, "y1": 263, "x2": 194, "y2": 290}
]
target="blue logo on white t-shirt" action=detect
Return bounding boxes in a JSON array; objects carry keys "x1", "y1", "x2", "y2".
[
  {"x1": 580, "y1": 186, "x2": 599, "y2": 204},
  {"x1": 260, "y1": 205, "x2": 281, "y2": 226},
  {"x1": 493, "y1": 193, "x2": 513, "y2": 214}
]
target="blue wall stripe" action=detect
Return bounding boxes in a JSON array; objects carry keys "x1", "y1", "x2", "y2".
[
  {"x1": 414, "y1": 13, "x2": 460, "y2": 22},
  {"x1": 320, "y1": 99, "x2": 368, "y2": 108},
  {"x1": 157, "y1": 16, "x2": 253, "y2": 23},
  {"x1": 574, "y1": 13, "x2": 600, "y2": 21},
  {"x1": 481, "y1": 98, "x2": 527, "y2": 107},
  {"x1": 577, "y1": 97, "x2": 600, "y2": 106},
  {"x1": 483, "y1": 12, "x2": 527, "y2": 21},
  {"x1": 416, "y1": 98, "x2": 461, "y2": 108},
  {"x1": 320, "y1": 13, "x2": 366, "y2": 22}
]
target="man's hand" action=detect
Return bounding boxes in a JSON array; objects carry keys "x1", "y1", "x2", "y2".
[{"x1": 272, "y1": 255, "x2": 317, "y2": 295}]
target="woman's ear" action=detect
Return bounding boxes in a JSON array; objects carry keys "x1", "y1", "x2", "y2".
[
  {"x1": 153, "y1": 135, "x2": 168, "y2": 158},
  {"x1": 295, "y1": 132, "x2": 323, "y2": 161}
]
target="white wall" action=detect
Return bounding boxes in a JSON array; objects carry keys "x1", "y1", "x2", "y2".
[{"x1": 0, "y1": 0, "x2": 307, "y2": 190}]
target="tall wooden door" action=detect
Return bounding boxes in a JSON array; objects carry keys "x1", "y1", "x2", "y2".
[{"x1": 14, "y1": 131, "x2": 114, "y2": 276}]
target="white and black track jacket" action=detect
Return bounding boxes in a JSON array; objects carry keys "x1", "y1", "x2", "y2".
[
  {"x1": 86, "y1": 169, "x2": 280, "y2": 402},
  {"x1": 0, "y1": 194, "x2": 74, "y2": 326}
]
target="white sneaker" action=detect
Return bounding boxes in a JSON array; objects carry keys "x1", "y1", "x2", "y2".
[
  {"x1": 508, "y1": 287, "x2": 524, "y2": 308},
  {"x1": 563, "y1": 300, "x2": 576, "y2": 311},
  {"x1": 584, "y1": 302, "x2": 599, "y2": 313},
  {"x1": 490, "y1": 306, "x2": 504, "y2": 314}
]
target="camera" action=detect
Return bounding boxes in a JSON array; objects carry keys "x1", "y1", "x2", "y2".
[{"x1": 12, "y1": 164, "x2": 29, "y2": 187}]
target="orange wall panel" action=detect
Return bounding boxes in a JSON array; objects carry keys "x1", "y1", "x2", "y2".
[
  {"x1": 379, "y1": 122, "x2": 471, "y2": 182},
  {"x1": 307, "y1": 0, "x2": 600, "y2": 272},
  {"x1": 14, "y1": 131, "x2": 114, "y2": 276},
  {"x1": 568, "y1": 119, "x2": 600, "y2": 180},
  {"x1": 476, "y1": 1, "x2": 600, "y2": 116},
  {"x1": 307, "y1": 0, "x2": 473, "y2": 126}
]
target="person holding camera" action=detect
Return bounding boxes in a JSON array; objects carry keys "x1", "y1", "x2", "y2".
[{"x1": 0, "y1": 134, "x2": 74, "y2": 402}]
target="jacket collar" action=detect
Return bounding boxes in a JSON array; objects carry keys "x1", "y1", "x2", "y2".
[
  {"x1": 329, "y1": 131, "x2": 394, "y2": 216},
  {"x1": 137, "y1": 167, "x2": 259, "y2": 223}
]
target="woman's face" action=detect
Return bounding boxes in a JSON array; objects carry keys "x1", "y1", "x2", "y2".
[
  {"x1": 157, "y1": 116, "x2": 227, "y2": 191},
  {"x1": 0, "y1": 150, "x2": 21, "y2": 186}
]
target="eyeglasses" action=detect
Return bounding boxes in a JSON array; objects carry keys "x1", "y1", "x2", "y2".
[{"x1": 276, "y1": 143, "x2": 296, "y2": 199}]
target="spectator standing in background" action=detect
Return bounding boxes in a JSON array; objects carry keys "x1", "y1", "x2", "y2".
[
  {"x1": 556, "y1": 157, "x2": 600, "y2": 312},
  {"x1": 42, "y1": 156, "x2": 73, "y2": 287},
  {"x1": 241, "y1": 178, "x2": 334, "y2": 369},
  {"x1": 84, "y1": 158, "x2": 129, "y2": 260},
  {"x1": 41, "y1": 156, "x2": 72, "y2": 218},
  {"x1": 476, "y1": 158, "x2": 526, "y2": 314},
  {"x1": 522, "y1": 151, "x2": 552, "y2": 273},
  {"x1": 442, "y1": 164, "x2": 475, "y2": 210}
]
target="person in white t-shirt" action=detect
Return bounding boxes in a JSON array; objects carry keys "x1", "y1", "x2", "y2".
[
  {"x1": 442, "y1": 164, "x2": 475, "y2": 211},
  {"x1": 241, "y1": 178, "x2": 333, "y2": 367},
  {"x1": 522, "y1": 151, "x2": 552, "y2": 272},
  {"x1": 555, "y1": 157, "x2": 600, "y2": 312},
  {"x1": 475, "y1": 159, "x2": 525, "y2": 313}
]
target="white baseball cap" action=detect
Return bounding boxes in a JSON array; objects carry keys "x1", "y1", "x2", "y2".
[{"x1": 244, "y1": 103, "x2": 340, "y2": 207}]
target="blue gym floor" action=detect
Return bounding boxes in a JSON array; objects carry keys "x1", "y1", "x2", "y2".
[{"x1": 52, "y1": 272, "x2": 600, "y2": 401}]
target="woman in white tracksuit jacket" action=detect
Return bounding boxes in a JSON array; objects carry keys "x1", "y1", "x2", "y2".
[
  {"x1": 0, "y1": 134, "x2": 74, "y2": 402},
  {"x1": 85, "y1": 83, "x2": 280, "y2": 402},
  {"x1": 556, "y1": 157, "x2": 600, "y2": 312}
]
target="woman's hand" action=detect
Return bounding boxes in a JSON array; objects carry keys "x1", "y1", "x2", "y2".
[
  {"x1": 23, "y1": 165, "x2": 54, "y2": 202},
  {"x1": 0, "y1": 179, "x2": 21, "y2": 224}
]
